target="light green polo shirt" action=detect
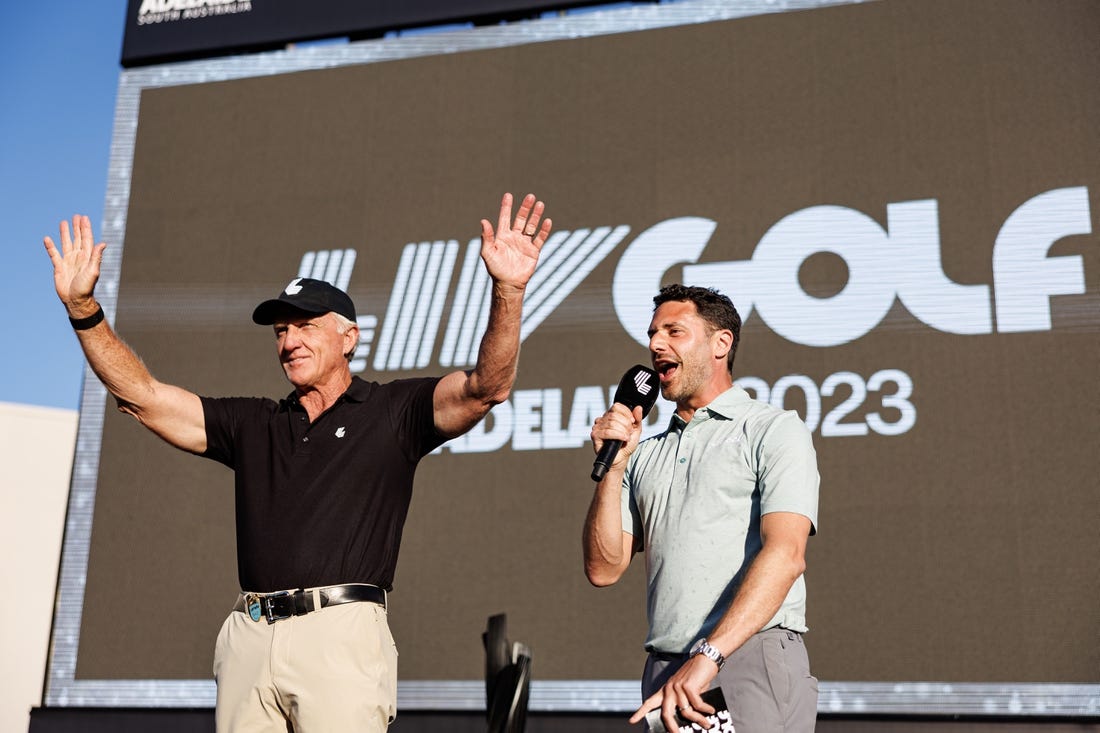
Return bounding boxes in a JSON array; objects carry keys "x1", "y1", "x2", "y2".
[{"x1": 621, "y1": 384, "x2": 820, "y2": 653}]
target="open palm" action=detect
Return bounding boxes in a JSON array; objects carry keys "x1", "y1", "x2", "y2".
[
  {"x1": 43, "y1": 214, "x2": 105, "y2": 313},
  {"x1": 479, "y1": 193, "x2": 552, "y2": 292}
]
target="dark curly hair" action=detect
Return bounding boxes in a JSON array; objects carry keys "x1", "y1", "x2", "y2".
[{"x1": 652, "y1": 284, "x2": 742, "y2": 373}]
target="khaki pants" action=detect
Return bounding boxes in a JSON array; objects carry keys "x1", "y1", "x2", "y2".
[
  {"x1": 643, "y1": 627, "x2": 818, "y2": 733},
  {"x1": 213, "y1": 600, "x2": 397, "y2": 732}
]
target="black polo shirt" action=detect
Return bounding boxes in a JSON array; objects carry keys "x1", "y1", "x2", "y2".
[{"x1": 200, "y1": 376, "x2": 444, "y2": 592}]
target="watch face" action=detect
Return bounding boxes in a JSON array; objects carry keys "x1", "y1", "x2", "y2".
[{"x1": 689, "y1": 638, "x2": 724, "y2": 669}]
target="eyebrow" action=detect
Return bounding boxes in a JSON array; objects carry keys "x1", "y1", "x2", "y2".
[
  {"x1": 274, "y1": 317, "x2": 320, "y2": 329},
  {"x1": 647, "y1": 319, "x2": 687, "y2": 337}
]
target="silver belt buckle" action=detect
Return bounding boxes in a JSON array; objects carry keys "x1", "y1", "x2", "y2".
[{"x1": 263, "y1": 590, "x2": 291, "y2": 624}]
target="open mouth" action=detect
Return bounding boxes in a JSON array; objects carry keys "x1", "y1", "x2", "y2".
[{"x1": 654, "y1": 360, "x2": 679, "y2": 383}]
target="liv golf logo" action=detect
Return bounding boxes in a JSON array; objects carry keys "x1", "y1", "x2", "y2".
[
  {"x1": 294, "y1": 186, "x2": 1093, "y2": 450},
  {"x1": 296, "y1": 227, "x2": 631, "y2": 375},
  {"x1": 300, "y1": 185, "x2": 1092, "y2": 371}
]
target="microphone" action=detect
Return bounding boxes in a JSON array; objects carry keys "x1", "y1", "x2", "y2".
[{"x1": 591, "y1": 365, "x2": 660, "y2": 482}]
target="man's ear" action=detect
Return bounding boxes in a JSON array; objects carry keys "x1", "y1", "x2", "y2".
[
  {"x1": 712, "y1": 329, "x2": 733, "y2": 362},
  {"x1": 343, "y1": 325, "x2": 360, "y2": 360}
]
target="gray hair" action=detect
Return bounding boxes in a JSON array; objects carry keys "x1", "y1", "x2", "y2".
[{"x1": 331, "y1": 312, "x2": 358, "y2": 361}]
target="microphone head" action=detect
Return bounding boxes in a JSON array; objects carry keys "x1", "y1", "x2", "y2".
[{"x1": 613, "y1": 365, "x2": 660, "y2": 417}]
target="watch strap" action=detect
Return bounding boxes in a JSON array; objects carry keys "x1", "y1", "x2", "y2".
[
  {"x1": 690, "y1": 638, "x2": 726, "y2": 670},
  {"x1": 69, "y1": 305, "x2": 105, "y2": 331}
]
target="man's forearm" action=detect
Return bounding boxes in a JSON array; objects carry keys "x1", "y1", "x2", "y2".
[
  {"x1": 70, "y1": 299, "x2": 158, "y2": 412},
  {"x1": 69, "y1": 302, "x2": 207, "y2": 451},
  {"x1": 432, "y1": 282, "x2": 526, "y2": 439},
  {"x1": 705, "y1": 542, "x2": 806, "y2": 658},
  {"x1": 583, "y1": 466, "x2": 632, "y2": 586},
  {"x1": 466, "y1": 282, "x2": 525, "y2": 405}
]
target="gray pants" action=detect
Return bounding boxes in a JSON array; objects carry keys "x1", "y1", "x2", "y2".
[{"x1": 642, "y1": 627, "x2": 818, "y2": 733}]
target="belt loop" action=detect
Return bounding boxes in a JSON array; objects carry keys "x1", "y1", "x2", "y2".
[{"x1": 312, "y1": 587, "x2": 322, "y2": 612}]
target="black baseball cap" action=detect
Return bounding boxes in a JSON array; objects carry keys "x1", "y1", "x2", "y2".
[{"x1": 252, "y1": 277, "x2": 357, "y2": 325}]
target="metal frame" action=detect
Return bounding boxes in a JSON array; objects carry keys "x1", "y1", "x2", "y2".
[{"x1": 45, "y1": 0, "x2": 1100, "y2": 717}]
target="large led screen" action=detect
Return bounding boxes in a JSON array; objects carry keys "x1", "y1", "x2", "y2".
[{"x1": 49, "y1": 0, "x2": 1099, "y2": 715}]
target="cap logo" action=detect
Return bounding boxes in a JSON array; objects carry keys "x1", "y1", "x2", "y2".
[{"x1": 284, "y1": 278, "x2": 304, "y2": 296}]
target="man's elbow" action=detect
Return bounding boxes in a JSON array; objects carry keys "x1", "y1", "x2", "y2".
[
  {"x1": 115, "y1": 395, "x2": 150, "y2": 423},
  {"x1": 463, "y1": 374, "x2": 511, "y2": 413},
  {"x1": 470, "y1": 360, "x2": 517, "y2": 406},
  {"x1": 483, "y1": 385, "x2": 511, "y2": 408},
  {"x1": 465, "y1": 386, "x2": 510, "y2": 428},
  {"x1": 584, "y1": 561, "x2": 624, "y2": 588},
  {"x1": 760, "y1": 543, "x2": 807, "y2": 585},
  {"x1": 780, "y1": 548, "x2": 807, "y2": 581}
]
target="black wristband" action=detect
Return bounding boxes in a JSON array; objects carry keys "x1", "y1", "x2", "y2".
[{"x1": 69, "y1": 305, "x2": 105, "y2": 331}]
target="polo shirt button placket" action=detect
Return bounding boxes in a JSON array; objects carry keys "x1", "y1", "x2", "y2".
[{"x1": 679, "y1": 426, "x2": 690, "y2": 463}]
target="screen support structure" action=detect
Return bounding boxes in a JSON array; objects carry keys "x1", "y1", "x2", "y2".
[{"x1": 45, "y1": 0, "x2": 1100, "y2": 717}]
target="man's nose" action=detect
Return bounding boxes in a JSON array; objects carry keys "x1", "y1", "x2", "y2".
[{"x1": 281, "y1": 326, "x2": 302, "y2": 350}]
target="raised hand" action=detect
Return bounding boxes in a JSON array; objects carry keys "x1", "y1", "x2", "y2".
[
  {"x1": 43, "y1": 214, "x2": 106, "y2": 317},
  {"x1": 479, "y1": 193, "x2": 552, "y2": 293}
]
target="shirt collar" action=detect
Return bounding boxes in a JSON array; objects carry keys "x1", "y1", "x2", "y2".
[
  {"x1": 284, "y1": 376, "x2": 372, "y2": 408},
  {"x1": 668, "y1": 384, "x2": 751, "y2": 429},
  {"x1": 342, "y1": 376, "x2": 372, "y2": 403},
  {"x1": 700, "y1": 384, "x2": 751, "y2": 419}
]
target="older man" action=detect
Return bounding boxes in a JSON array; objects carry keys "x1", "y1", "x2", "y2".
[{"x1": 44, "y1": 193, "x2": 551, "y2": 732}]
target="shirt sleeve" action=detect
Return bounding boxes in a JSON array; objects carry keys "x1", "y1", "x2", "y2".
[
  {"x1": 385, "y1": 377, "x2": 446, "y2": 461},
  {"x1": 620, "y1": 453, "x2": 645, "y2": 544},
  {"x1": 200, "y1": 395, "x2": 271, "y2": 469},
  {"x1": 756, "y1": 411, "x2": 820, "y2": 534}
]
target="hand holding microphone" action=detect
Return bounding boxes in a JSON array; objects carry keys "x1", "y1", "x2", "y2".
[{"x1": 591, "y1": 365, "x2": 660, "y2": 481}]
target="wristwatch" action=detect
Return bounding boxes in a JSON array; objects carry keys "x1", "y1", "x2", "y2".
[{"x1": 689, "y1": 637, "x2": 726, "y2": 670}]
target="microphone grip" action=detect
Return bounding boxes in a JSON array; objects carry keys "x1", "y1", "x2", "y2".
[{"x1": 591, "y1": 439, "x2": 624, "y2": 482}]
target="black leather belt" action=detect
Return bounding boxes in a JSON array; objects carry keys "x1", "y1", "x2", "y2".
[
  {"x1": 650, "y1": 650, "x2": 686, "y2": 660},
  {"x1": 233, "y1": 583, "x2": 386, "y2": 624}
]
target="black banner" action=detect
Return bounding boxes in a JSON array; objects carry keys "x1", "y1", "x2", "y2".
[{"x1": 121, "y1": 0, "x2": 608, "y2": 67}]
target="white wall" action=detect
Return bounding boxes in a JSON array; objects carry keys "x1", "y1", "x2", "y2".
[{"x1": 0, "y1": 402, "x2": 77, "y2": 733}]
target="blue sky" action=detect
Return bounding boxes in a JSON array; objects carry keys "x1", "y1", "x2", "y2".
[
  {"x1": 1, "y1": 1, "x2": 128, "y2": 410},
  {"x1": 0, "y1": 2, "x2": 632, "y2": 413}
]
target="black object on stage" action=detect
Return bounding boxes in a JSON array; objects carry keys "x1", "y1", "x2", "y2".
[{"x1": 483, "y1": 614, "x2": 531, "y2": 733}]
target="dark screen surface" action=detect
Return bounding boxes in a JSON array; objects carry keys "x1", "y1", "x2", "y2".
[{"x1": 74, "y1": 0, "x2": 1099, "y2": 686}]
